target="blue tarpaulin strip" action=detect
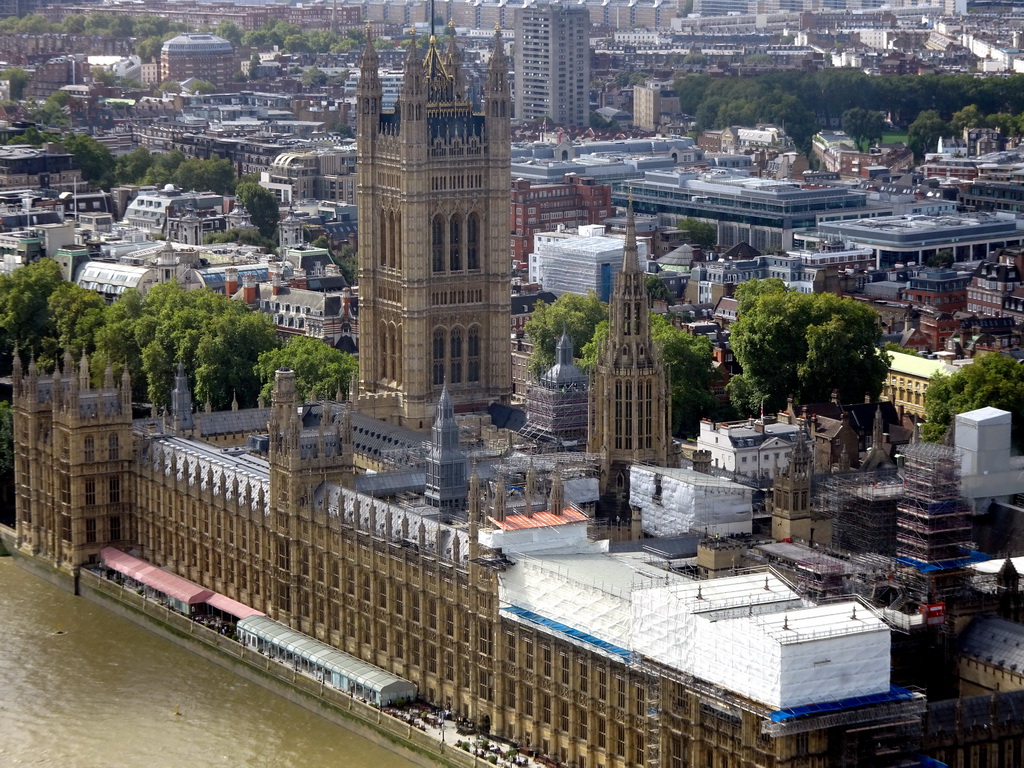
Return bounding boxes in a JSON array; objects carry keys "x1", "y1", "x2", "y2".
[
  {"x1": 895, "y1": 551, "x2": 989, "y2": 573},
  {"x1": 769, "y1": 685, "x2": 915, "y2": 723},
  {"x1": 502, "y1": 605, "x2": 632, "y2": 660}
]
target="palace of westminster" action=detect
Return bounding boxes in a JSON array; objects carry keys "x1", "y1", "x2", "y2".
[{"x1": 12, "y1": 28, "x2": 1024, "y2": 768}]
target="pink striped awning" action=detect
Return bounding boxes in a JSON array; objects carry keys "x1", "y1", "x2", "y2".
[
  {"x1": 204, "y1": 593, "x2": 264, "y2": 619},
  {"x1": 101, "y1": 547, "x2": 212, "y2": 605}
]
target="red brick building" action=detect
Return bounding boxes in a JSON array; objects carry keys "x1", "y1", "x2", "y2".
[
  {"x1": 902, "y1": 268, "x2": 970, "y2": 314},
  {"x1": 160, "y1": 34, "x2": 235, "y2": 89},
  {"x1": 510, "y1": 175, "x2": 612, "y2": 269},
  {"x1": 967, "y1": 249, "x2": 1024, "y2": 316}
]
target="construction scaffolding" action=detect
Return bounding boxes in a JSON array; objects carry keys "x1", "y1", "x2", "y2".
[
  {"x1": 826, "y1": 469, "x2": 903, "y2": 556},
  {"x1": 523, "y1": 378, "x2": 589, "y2": 444},
  {"x1": 896, "y1": 442, "x2": 977, "y2": 607},
  {"x1": 896, "y1": 443, "x2": 972, "y2": 567}
]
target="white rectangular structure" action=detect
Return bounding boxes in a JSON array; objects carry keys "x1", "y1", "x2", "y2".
[{"x1": 629, "y1": 465, "x2": 752, "y2": 537}]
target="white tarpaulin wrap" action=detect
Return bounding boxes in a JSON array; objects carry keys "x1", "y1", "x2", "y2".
[
  {"x1": 630, "y1": 573, "x2": 890, "y2": 709},
  {"x1": 629, "y1": 466, "x2": 752, "y2": 537},
  {"x1": 501, "y1": 559, "x2": 894, "y2": 711}
]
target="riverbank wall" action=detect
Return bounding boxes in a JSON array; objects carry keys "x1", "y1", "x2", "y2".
[{"x1": 0, "y1": 526, "x2": 478, "y2": 768}]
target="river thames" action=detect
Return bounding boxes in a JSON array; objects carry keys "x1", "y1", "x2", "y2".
[{"x1": 0, "y1": 557, "x2": 417, "y2": 768}]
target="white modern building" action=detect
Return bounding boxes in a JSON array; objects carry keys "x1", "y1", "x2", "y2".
[{"x1": 529, "y1": 225, "x2": 649, "y2": 300}]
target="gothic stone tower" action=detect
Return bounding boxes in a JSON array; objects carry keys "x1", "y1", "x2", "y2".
[
  {"x1": 588, "y1": 203, "x2": 669, "y2": 517},
  {"x1": 13, "y1": 352, "x2": 134, "y2": 568},
  {"x1": 356, "y1": 26, "x2": 512, "y2": 429}
]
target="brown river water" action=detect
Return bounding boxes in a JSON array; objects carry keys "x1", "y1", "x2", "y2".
[{"x1": 0, "y1": 557, "x2": 417, "y2": 768}]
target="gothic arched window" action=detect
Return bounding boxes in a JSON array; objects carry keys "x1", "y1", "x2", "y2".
[
  {"x1": 467, "y1": 213, "x2": 479, "y2": 270},
  {"x1": 450, "y1": 327, "x2": 463, "y2": 384},
  {"x1": 467, "y1": 325, "x2": 480, "y2": 383},
  {"x1": 432, "y1": 215, "x2": 445, "y2": 273},
  {"x1": 449, "y1": 214, "x2": 462, "y2": 271},
  {"x1": 432, "y1": 328, "x2": 445, "y2": 386}
]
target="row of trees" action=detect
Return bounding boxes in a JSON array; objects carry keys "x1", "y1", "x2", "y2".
[
  {"x1": 0, "y1": 260, "x2": 356, "y2": 411},
  {"x1": 523, "y1": 292, "x2": 716, "y2": 437},
  {"x1": 674, "y1": 70, "x2": 1024, "y2": 153},
  {"x1": 523, "y1": 281, "x2": 892, "y2": 438}
]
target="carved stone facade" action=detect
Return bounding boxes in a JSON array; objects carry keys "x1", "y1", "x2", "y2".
[
  {"x1": 588, "y1": 204, "x2": 669, "y2": 516},
  {"x1": 356, "y1": 27, "x2": 512, "y2": 429},
  {"x1": 13, "y1": 356, "x2": 930, "y2": 768}
]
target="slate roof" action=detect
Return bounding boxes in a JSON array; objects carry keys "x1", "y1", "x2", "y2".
[{"x1": 960, "y1": 615, "x2": 1024, "y2": 674}]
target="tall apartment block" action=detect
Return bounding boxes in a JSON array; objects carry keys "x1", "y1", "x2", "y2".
[{"x1": 513, "y1": 2, "x2": 590, "y2": 128}]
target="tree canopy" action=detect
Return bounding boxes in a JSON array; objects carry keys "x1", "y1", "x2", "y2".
[
  {"x1": 255, "y1": 336, "x2": 358, "y2": 403},
  {"x1": 581, "y1": 314, "x2": 715, "y2": 437},
  {"x1": 236, "y1": 179, "x2": 280, "y2": 239},
  {"x1": 728, "y1": 279, "x2": 889, "y2": 414},
  {"x1": 841, "y1": 108, "x2": 885, "y2": 152},
  {"x1": 523, "y1": 291, "x2": 607, "y2": 377},
  {"x1": 924, "y1": 353, "x2": 1024, "y2": 449},
  {"x1": 676, "y1": 217, "x2": 717, "y2": 249},
  {"x1": 908, "y1": 110, "x2": 949, "y2": 160}
]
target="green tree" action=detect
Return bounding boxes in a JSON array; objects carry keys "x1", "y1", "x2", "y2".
[
  {"x1": 841, "y1": 107, "x2": 885, "y2": 152},
  {"x1": 214, "y1": 21, "x2": 243, "y2": 46},
  {"x1": 927, "y1": 249, "x2": 954, "y2": 268},
  {"x1": 141, "y1": 149, "x2": 186, "y2": 188},
  {"x1": 924, "y1": 353, "x2": 1024, "y2": 449},
  {"x1": 171, "y1": 156, "x2": 236, "y2": 195},
  {"x1": 94, "y1": 282, "x2": 279, "y2": 409},
  {"x1": 523, "y1": 292, "x2": 607, "y2": 377},
  {"x1": 135, "y1": 35, "x2": 165, "y2": 64},
  {"x1": 235, "y1": 179, "x2": 280, "y2": 239},
  {"x1": 254, "y1": 336, "x2": 358, "y2": 402},
  {"x1": 727, "y1": 280, "x2": 888, "y2": 415},
  {"x1": 676, "y1": 217, "x2": 717, "y2": 249},
  {"x1": 302, "y1": 66, "x2": 328, "y2": 88},
  {"x1": 206, "y1": 228, "x2": 277, "y2": 250},
  {"x1": 48, "y1": 282, "x2": 107, "y2": 361},
  {"x1": 949, "y1": 104, "x2": 983, "y2": 136},
  {"x1": 645, "y1": 274, "x2": 672, "y2": 304},
  {"x1": 0, "y1": 67, "x2": 31, "y2": 101},
  {"x1": 908, "y1": 110, "x2": 949, "y2": 160},
  {"x1": 61, "y1": 132, "x2": 115, "y2": 188},
  {"x1": 114, "y1": 146, "x2": 155, "y2": 185},
  {"x1": 0, "y1": 400, "x2": 13, "y2": 503},
  {"x1": 0, "y1": 258, "x2": 63, "y2": 366},
  {"x1": 186, "y1": 80, "x2": 217, "y2": 95}
]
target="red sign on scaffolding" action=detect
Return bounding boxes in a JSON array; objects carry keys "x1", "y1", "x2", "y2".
[{"x1": 921, "y1": 602, "x2": 946, "y2": 625}]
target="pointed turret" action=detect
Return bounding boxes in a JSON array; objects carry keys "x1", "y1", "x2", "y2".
[
  {"x1": 442, "y1": 22, "x2": 465, "y2": 101},
  {"x1": 492, "y1": 473, "x2": 506, "y2": 522},
  {"x1": 103, "y1": 361, "x2": 114, "y2": 389},
  {"x1": 588, "y1": 194, "x2": 669, "y2": 515},
  {"x1": 79, "y1": 352, "x2": 90, "y2": 391},
  {"x1": 484, "y1": 26, "x2": 510, "y2": 143},
  {"x1": 120, "y1": 364, "x2": 131, "y2": 409},
  {"x1": 171, "y1": 361, "x2": 194, "y2": 433},
  {"x1": 356, "y1": 25, "x2": 382, "y2": 151},
  {"x1": 622, "y1": 199, "x2": 640, "y2": 273},
  {"x1": 524, "y1": 459, "x2": 537, "y2": 518},
  {"x1": 425, "y1": 385, "x2": 468, "y2": 511},
  {"x1": 549, "y1": 467, "x2": 565, "y2": 516},
  {"x1": 11, "y1": 346, "x2": 21, "y2": 397},
  {"x1": 468, "y1": 463, "x2": 482, "y2": 524}
]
